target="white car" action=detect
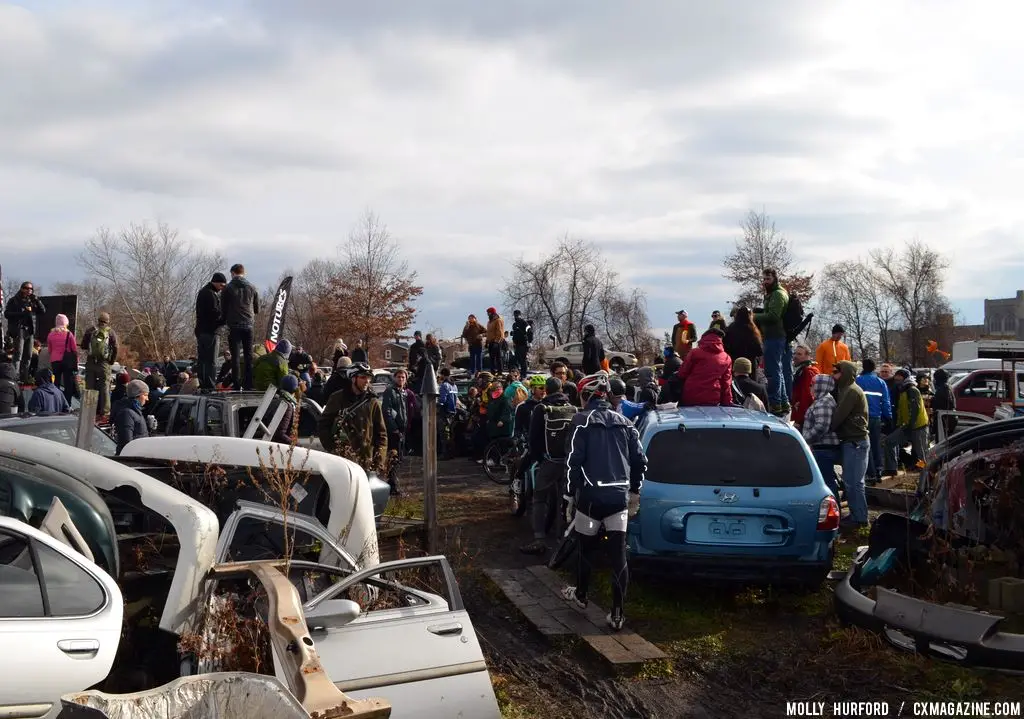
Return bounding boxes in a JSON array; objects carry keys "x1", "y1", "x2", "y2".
[
  {"x1": 549, "y1": 342, "x2": 638, "y2": 373},
  {"x1": 0, "y1": 433, "x2": 500, "y2": 718}
]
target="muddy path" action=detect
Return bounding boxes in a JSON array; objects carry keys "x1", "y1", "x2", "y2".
[{"x1": 387, "y1": 457, "x2": 1019, "y2": 719}]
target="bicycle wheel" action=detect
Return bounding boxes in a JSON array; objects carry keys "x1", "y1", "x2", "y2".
[
  {"x1": 483, "y1": 441, "x2": 513, "y2": 484},
  {"x1": 510, "y1": 463, "x2": 533, "y2": 516}
]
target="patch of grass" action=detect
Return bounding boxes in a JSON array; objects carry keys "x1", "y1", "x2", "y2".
[
  {"x1": 382, "y1": 494, "x2": 423, "y2": 520},
  {"x1": 636, "y1": 657, "x2": 675, "y2": 680},
  {"x1": 491, "y1": 673, "x2": 539, "y2": 719}
]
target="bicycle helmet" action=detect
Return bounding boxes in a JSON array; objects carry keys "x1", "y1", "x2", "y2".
[
  {"x1": 528, "y1": 374, "x2": 546, "y2": 389},
  {"x1": 577, "y1": 371, "x2": 611, "y2": 399},
  {"x1": 347, "y1": 362, "x2": 373, "y2": 378}
]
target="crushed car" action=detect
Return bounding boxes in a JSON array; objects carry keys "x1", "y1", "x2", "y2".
[
  {"x1": 0, "y1": 432, "x2": 501, "y2": 717},
  {"x1": 835, "y1": 417, "x2": 1024, "y2": 671}
]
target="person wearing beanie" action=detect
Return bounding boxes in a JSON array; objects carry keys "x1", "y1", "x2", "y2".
[
  {"x1": 324, "y1": 356, "x2": 352, "y2": 399},
  {"x1": 855, "y1": 358, "x2": 892, "y2": 484},
  {"x1": 658, "y1": 346, "x2": 683, "y2": 404},
  {"x1": 731, "y1": 356, "x2": 769, "y2": 410},
  {"x1": 47, "y1": 312, "x2": 80, "y2": 403},
  {"x1": 815, "y1": 324, "x2": 851, "y2": 377},
  {"x1": 272, "y1": 373, "x2": 301, "y2": 445},
  {"x1": 28, "y1": 368, "x2": 71, "y2": 414},
  {"x1": 111, "y1": 371, "x2": 132, "y2": 405},
  {"x1": 113, "y1": 379, "x2": 151, "y2": 455},
  {"x1": 485, "y1": 308, "x2": 505, "y2": 373},
  {"x1": 195, "y1": 271, "x2": 227, "y2": 389},
  {"x1": 82, "y1": 311, "x2": 118, "y2": 418},
  {"x1": 882, "y1": 367, "x2": 929, "y2": 477},
  {"x1": 253, "y1": 339, "x2": 292, "y2": 392}
]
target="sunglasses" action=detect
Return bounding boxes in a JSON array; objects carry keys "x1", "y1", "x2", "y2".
[{"x1": 21, "y1": 286, "x2": 32, "y2": 291}]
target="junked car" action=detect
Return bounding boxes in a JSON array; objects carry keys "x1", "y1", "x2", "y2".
[
  {"x1": 628, "y1": 406, "x2": 840, "y2": 587},
  {"x1": 549, "y1": 342, "x2": 637, "y2": 373},
  {"x1": 0, "y1": 413, "x2": 119, "y2": 457},
  {"x1": 0, "y1": 433, "x2": 501, "y2": 717}
]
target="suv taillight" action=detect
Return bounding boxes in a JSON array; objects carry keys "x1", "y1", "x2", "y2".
[{"x1": 817, "y1": 495, "x2": 840, "y2": 531}]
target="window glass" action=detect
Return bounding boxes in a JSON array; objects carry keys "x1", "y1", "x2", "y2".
[
  {"x1": 0, "y1": 531, "x2": 44, "y2": 617},
  {"x1": 205, "y1": 402, "x2": 225, "y2": 436},
  {"x1": 89, "y1": 426, "x2": 118, "y2": 456},
  {"x1": 645, "y1": 428, "x2": 813, "y2": 487},
  {"x1": 35, "y1": 541, "x2": 105, "y2": 616}
]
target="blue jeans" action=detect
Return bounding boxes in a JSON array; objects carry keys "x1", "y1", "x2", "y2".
[
  {"x1": 763, "y1": 337, "x2": 793, "y2": 407},
  {"x1": 469, "y1": 345, "x2": 483, "y2": 375},
  {"x1": 840, "y1": 439, "x2": 870, "y2": 523},
  {"x1": 866, "y1": 416, "x2": 883, "y2": 479},
  {"x1": 812, "y1": 446, "x2": 841, "y2": 498}
]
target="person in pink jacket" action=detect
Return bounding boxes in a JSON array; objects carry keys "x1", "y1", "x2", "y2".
[
  {"x1": 677, "y1": 329, "x2": 733, "y2": 407},
  {"x1": 47, "y1": 313, "x2": 79, "y2": 403}
]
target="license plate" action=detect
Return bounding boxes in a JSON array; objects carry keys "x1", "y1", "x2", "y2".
[{"x1": 683, "y1": 514, "x2": 785, "y2": 545}]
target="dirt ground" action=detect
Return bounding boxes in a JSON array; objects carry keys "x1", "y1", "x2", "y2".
[{"x1": 385, "y1": 456, "x2": 1022, "y2": 719}]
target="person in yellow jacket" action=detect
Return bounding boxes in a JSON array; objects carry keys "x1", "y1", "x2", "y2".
[
  {"x1": 881, "y1": 367, "x2": 929, "y2": 475},
  {"x1": 815, "y1": 324, "x2": 851, "y2": 376}
]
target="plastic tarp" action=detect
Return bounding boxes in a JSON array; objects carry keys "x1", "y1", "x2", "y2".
[{"x1": 59, "y1": 673, "x2": 310, "y2": 719}]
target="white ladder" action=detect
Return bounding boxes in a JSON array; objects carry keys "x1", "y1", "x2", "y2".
[{"x1": 242, "y1": 386, "x2": 289, "y2": 440}]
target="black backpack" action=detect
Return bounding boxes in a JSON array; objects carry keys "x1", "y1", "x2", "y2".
[
  {"x1": 783, "y1": 295, "x2": 813, "y2": 343},
  {"x1": 543, "y1": 404, "x2": 576, "y2": 460}
]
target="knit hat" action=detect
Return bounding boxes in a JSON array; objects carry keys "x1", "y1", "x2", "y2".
[
  {"x1": 280, "y1": 374, "x2": 299, "y2": 393},
  {"x1": 336, "y1": 356, "x2": 352, "y2": 370},
  {"x1": 545, "y1": 377, "x2": 563, "y2": 394},
  {"x1": 275, "y1": 339, "x2": 293, "y2": 357},
  {"x1": 486, "y1": 307, "x2": 497, "y2": 315},
  {"x1": 212, "y1": 272, "x2": 227, "y2": 284},
  {"x1": 98, "y1": 311, "x2": 111, "y2": 324},
  {"x1": 55, "y1": 314, "x2": 69, "y2": 329},
  {"x1": 832, "y1": 324, "x2": 845, "y2": 334},
  {"x1": 127, "y1": 379, "x2": 149, "y2": 398},
  {"x1": 733, "y1": 357, "x2": 753, "y2": 376},
  {"x1": 117, "y1": 372, "x2": 131, "y2": 385}
]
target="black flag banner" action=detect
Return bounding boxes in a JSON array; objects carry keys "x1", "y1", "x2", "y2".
[{"x1": 263, "y1": 276, "x2": 293, "y2": 352}]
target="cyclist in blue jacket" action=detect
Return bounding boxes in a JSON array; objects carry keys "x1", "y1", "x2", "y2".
[{"x1": 855, "y1": 359, "x2": 892, "y2": 485}]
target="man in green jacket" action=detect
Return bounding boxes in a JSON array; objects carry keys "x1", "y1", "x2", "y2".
[
  {"x1": 829, "y1": 360, "x2": 870, "y2": 527},
  {"x1": 254, "y1": 340, "x2": 291, "y2": 392},
  {"x1": 753, "y1": 268, "x2": 791, "y2": 416}
]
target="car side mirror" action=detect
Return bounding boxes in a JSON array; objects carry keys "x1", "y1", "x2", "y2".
[{"x1": 305, "y1": 598, "x2": 362, "y2": 629}]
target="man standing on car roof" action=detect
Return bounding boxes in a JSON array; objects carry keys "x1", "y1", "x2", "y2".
[
  {"x1": 194, "y1": 272, "x2": 226, "y2": 390},
  {"x1": 82, "y1": 311, "x2": 119, "y2": 418},
  {"x1": 560, "y1": 371, "x2": 647, "y2": 632},
  {"x1": 510, "y1": 310, "x2": 533, "y2": 376},
  {"x1": 671, "y1": 310, "x2": 698, "y2": 360},
  {"x1": 485, "y1": 308, "x2": 504, "y2": 374},
  {"x1": 4, "y1": 281, "x2": 45, "y2": 383},
  {"x1": 829, "y1": 360, "x2": 870, "y2": 528},
  {"x1": 221, "y1": 264, "x2": 260, "y2": 391}
]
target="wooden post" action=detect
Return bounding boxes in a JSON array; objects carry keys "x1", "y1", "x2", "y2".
[
  {"x1": 420, "y1": 362, "x2": 439, "y2": 555},
  {"x1": 76, "y1": 390, "x2": 99, "y2": 449}
]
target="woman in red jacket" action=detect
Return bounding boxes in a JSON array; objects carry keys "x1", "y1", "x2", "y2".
[{"x1": 677, "y1": 329, "x2": 733, "y2": 407}]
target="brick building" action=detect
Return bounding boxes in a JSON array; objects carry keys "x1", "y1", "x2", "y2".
[{"x1": 984, "y1": 291, "x2": 1024, "y2": 339}]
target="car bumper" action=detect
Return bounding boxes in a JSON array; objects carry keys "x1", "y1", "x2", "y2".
[
  {"x1": 835, "y1": 547, "x2": 1024, "y2": 672},
  {"x1": 628, "y1": 546, "x2": 833, "y2": 583}
]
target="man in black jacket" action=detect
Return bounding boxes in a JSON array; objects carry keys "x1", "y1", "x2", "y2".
[
  {"x1": 4, "y1": 281, "x2": 45, "y2": 382},
  {"x1": 195, "y1": 272, "x2": 226, "y2": 390},
  {"x1": 560, "y1": 371, "x2": 646, "y2": 631},
  {"x1": 581, "y1": 324, "x2": 605, "y2": 375},
  {"x1": 406, "y1": 332, "x2": 424, "y2": 377},
  {"x1": 510, "y1": 310, "x2": 533, "y2": 376},
  {"x1": 221, "y1": 264, "x2": 260, "y2": 390},
  {"x1": 0, "y1": 361, "x2": 25, "y2": 414},
  {"x1": 520, "y1": 377, "x2": 574, "y2": 555}
]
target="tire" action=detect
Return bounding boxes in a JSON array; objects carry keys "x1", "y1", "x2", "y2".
[
  {"x1": 548, "y1": 528, "x2": 579, "y2": 569},
  {"x1": 610, "y1": 358, "x2": 625, "y2": 373},
  {"x1": 510, "y1": 477, "x2": 530, "y2": 517},
  {"x1": 483, "y1": 440, "x2": 514, "y2": 485}
]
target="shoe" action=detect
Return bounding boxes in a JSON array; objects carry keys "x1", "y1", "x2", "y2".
[
  {"x1": 519, "y1": 539, "x2": 547, "y2": 555},
  {"x1": 560, "y1": 585, "x2": 587, "y2": 610},
  {"x1": 606, "y1": 609, "x2": 625, "y2": 631},
  {"x1": 881, "y1": 470, "x2": 898, "y2": 477}
]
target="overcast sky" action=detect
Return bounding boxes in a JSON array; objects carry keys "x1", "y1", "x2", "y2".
[{"x1": 2, "y1": 1, "x2": 1022, "y2": 340}]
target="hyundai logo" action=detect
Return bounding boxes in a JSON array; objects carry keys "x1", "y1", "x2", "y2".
[{"x1": 720, "y1": 492, "x2": 738, "y2": 504}]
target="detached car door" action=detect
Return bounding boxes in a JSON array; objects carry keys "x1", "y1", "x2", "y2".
[
  {"x1": 0, "y1": 517, "x2": 123, "y2": 719},
  {"x1": 304, "y1": 557, "x2": 500, "y2": 718}
]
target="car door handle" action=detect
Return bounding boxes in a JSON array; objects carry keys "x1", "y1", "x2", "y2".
[
  {"x1": 762, "y1": 526, "x2": 794, "y2": 536},
  {"x1": 427, "y1": 622, "x2": 463, "y2": 636},
  {"x1": 58, "y1": 639, "x2": 100, "y2": 657}
]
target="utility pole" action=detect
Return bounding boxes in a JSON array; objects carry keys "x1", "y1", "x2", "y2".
[{"x1": 420, "y1": 362, "x2": 439, "y2": 555}]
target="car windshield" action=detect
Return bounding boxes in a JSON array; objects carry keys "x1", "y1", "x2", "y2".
[
  {"x1": 645, "y1": 427, "x2": 813, "y2": 487},
  {"x1": 0, "y1": 420, "x2": 118, "y2": 457}
]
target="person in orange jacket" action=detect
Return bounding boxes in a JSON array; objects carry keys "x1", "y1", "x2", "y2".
[{"x1": 815, "y1": 324, "x2": 851, "y2": 376}]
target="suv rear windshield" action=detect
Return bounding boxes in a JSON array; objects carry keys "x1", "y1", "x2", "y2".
[{"x1": 645, "y1": 427, "x2": 812, "y2": 487}]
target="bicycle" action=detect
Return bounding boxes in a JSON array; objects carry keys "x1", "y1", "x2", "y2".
[
  {"x1": 509, "y1": 461, "x2": 559, "y2": 534},
  {"x1": 482, "y1": 435, "x2": 526, "y2": 485}
]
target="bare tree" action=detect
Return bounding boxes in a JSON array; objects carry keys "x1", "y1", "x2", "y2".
[
  {"x1": 78, "y1": 222, "x2": 224, "y2": 359},
  {"x1": 328, "y1": 210, "x2": 422, "y2": 356},
  {"x1": 52, "y1": 279, "x2": 108, "y2": 330},
  {"x1": 864, "y1": 272, "x2": 900, "y2": 362},
  {"x1": 870, "y1": 240, "x2": 950, "y2": 366},
  {"x1": 289, "y1": 259, "x2": 344, "y2": 364},
  {"x1": 818, "y1": 260, "x2": 874, "y2": 359},
  {"x1": 723, "y1": 209, "x2": 815, "y2": 307},
  {"x1": 501, "y1": 236, "x2": 654, "y2": 356}
]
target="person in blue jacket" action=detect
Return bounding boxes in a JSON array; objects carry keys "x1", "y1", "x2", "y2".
[
  {"x1": 28, "y1": 369, "x2": 70, "y2": 414},
  {"x1": 855, "y1": 358, "x2": 892, "y2": 485},
  {"x1": 608, "y1": 376, "x2": 649, "y2": 422},
  {"x1": 560, "y1": 371, "x2": 647, "y2": 632}
]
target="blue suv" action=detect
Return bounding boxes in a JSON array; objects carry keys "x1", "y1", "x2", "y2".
[{"x1": 628, "y1": 406, "x2": 840, "y2": 587}]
